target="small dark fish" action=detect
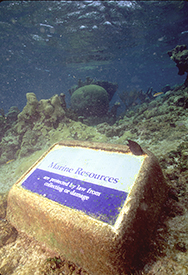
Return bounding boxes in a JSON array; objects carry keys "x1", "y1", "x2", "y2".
[{"x1": 127, "y1": 140, "x2": 144, "y2": 156}]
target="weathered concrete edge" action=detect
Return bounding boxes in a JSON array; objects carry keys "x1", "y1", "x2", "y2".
[{"x1": 112, "y1": 148, "x2": 169, "y2": 273}]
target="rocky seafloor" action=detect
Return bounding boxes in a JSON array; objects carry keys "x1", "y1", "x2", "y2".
[{"x1": 0, "y1": 83, "x2": 188, "y2": 275}]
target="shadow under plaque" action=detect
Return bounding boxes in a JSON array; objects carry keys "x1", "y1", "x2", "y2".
[{"x1": 7, "y1": 140, "x2": 168, "y2": 275}]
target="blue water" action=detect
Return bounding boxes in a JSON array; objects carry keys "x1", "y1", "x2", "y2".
[{"x1": 0, "y1": 1, "x2": 188, "y2": 114}]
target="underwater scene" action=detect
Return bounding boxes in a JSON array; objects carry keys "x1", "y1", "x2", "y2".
[{"x1": 0, "y1": 1, "x2": 188, "y2": 274}]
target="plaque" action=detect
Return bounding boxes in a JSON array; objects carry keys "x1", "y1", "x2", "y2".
[
  {"x1": 7, "y1": 140, "x2": 168, "y2": 275},
  {"x1": 21, "y1": 145, "x2": 145, "y2": 225}
]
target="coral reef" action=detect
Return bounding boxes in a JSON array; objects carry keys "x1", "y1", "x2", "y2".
[
  {"x1": 0, "y1": 82, "x2": 188, "y2": 274},
  {"x1": 107, "y1": 101, "x2": 121, "y2": 124},
  {"x1": 0, "y1": 83, "x2": 188, "y2": 274},
  {"x1": 0, "y1": 107, "x2": 20, "y2": 142},
  {"x1": 168, "y1": 44, "x2": 188, "y2": 86},
  {"x1": 0, "y1": 92, "x2": 67, "y2": 163},
  {"x1": 0, "y1": 82, "x2": 187, "y2": 165},
  {"x1": 6, "y1": 106, "x2": 20, "y2": 124},
  {"x1": 0, "y1": 115, "x2": 6, "y2": 141},
  {"x1": 95, "y1": 80, "x2": 118, "y2": 102},
  {"x1": 0, "y1": 90, "x2": 109, "y2": 164},
  {"x1": 119, "y1": 87, "x2": 156, "y2": 109},
  {"x1": 69, "y1": 77, "x2": 118, "y2": 123},
  {"x1": 71, "y1": 84, "x2": 109, "y2": 117},
  {"x1": 68, "y1": 77, "x2": 118, "y2": 102},
  {"x1": 73, "y1": 101, "x2": 121, "y2": 126},
  {"x1": 17, "y1": 92, "x2": 66, "y2": 129},
  {"x1": 0, "y1": 132, "x2": 20, "y2": 165},
  {"x1": 161, "y1": 84, "x2": 172, "y2": 94}
]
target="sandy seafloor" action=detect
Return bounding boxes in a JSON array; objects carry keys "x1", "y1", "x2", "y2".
[{"x1": 0, "y1": 84, "x2": 188, "y2": 274}]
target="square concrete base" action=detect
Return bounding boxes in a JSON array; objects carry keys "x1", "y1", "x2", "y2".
[{"x1": 7, "y1": 140, "x2": 168, "y2": 275}]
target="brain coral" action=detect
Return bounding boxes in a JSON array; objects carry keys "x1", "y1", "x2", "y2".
[{"x1": 71, "y1": 84, "x2": 109, "y2": 117}]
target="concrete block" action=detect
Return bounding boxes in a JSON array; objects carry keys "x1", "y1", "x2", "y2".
[{"x1": 7, "y1": 140, "x2": 168, "y2": 274}]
